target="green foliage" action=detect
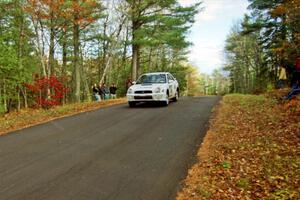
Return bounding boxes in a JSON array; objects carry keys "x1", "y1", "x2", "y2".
[
  {"x1": 167, "y1": 64, "x2": 189, "y2": 92},
  {"x1": 246, "y1": 0, "x2": 300, "y2": 77},
  {"x1": 224, "y1": 17, "x2": 269, "y2": 93},
  {"x1": 195, "y1": 186, "x2": 212, "y2": 199},
  {"x1": 127, "y1": 0, "x2": 200, "y2": 80},
  {"x1": 224, "y1": 0, "x2": 300, "y2": 94},
  {"x1": 0, "y1": 0, "x2": 38, "y2": 112},
  {"x1": 236, "y1": 178, "x2": 250, "y2": 189},
  {"x1": 0, "y1": 0, "x2": 202, "y2": 111},
  {"x1": 221, "y1": 160, "x2": 232, "y2": 169},
  {"x1": 271, "y1": 189, "x2": 297, "y2": 200}
]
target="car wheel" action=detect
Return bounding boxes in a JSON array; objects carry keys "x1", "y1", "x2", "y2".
[
  {"x1": 163, "y1": 93, "x2": 169, "y2": 106},
  {"x1": 173, "y1": 89, "x2": 179, "y2": 102},
  {"x1": 128, "y1": 102, "x2": 136, "y2": 108}
]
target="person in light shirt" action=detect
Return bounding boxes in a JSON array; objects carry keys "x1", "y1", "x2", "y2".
[{"x1": 277, "y1": 66, "x2": 287, "y2": 89}]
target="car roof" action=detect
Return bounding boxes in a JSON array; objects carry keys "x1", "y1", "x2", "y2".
[{"x1": 142, "y1": 72, "x2": 170, "y2": 75}]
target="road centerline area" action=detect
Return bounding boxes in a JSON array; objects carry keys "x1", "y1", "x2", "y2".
[{"x1": 0, "y1": 96, "x2": 220, "y2": 200}]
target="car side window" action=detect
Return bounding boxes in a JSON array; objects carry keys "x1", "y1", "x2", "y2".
[{"x1": 167, "y1": 74, "x2": 175, "y2": 82}]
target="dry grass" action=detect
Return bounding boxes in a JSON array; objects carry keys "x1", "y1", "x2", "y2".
[
  {"x1": 177, "y1": 94, "x2": 300, "y2": 200},
  {"x1": 0, "y1": 98, "x2": 126, "y2": 136}
]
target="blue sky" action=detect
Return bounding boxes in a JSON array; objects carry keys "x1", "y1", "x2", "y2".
[{"x1": 179, "y1": 0, "x2": 250, "y2": 74}]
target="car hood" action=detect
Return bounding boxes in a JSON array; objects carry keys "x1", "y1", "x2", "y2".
[{"x1": 130, "y1": 83, "x2": 166, "y2": 91}]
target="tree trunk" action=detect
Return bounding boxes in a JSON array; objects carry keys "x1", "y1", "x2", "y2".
[
  {"x1": 62, "y1": 27, "x2": 67, "y2": 104},
  {"x1": 99, "y1": 16, "x2": 126, "y2": 84},
  {"x1": 122, "y1": 26, "x2": 129, "y2": 64},
  {"x1": 73, "y1": 5, "x2": 81, "y2": 103},
  {"x1": 31, "y1": 18, "x2": 47, "y2": 77},
  {"x1": 131, "y1": 20, "x2": 139, "y2": 80},
  {"x1": 81, "y1": 65, "x2": 91, "y2": 102},
  {"x1": 7, "y1": 99, "x2": 12, "y2": 113},
  {"x1": 148, "y1": 47, "x2": 153, "y2": 71},
  {"x1": 131, "y1": 8, "x2": 140, "y2": 81},
  {"x1": 131, "y1": 43, "x2": 139, "y2": 81},
  {"x1": 17, "y1": 86, "x2": 21, "y2": 112},
  {"x1": 0, "y1": 82, "x2": 2, "y2": 111},
  {"x1": 161, "y1": 47, "x2": 167, "y2": 71},
  {"x1": 18, "y1": 11, "x2": 24, "y2": 111},
  {"x1": 3, "y1": 79, "x2": 7, "y2": 113},
  {"x1": 20, "y1": 87, "x2": 28, "y2": 109},
  {"x1": 48, "y1": 10, "x2": 55, "y2": 77},
  {"x1": 99, "y1": 15, "x2": 109, "y2": 81},
  {"x1": 80, "y1": 49, "x2": 91, "y2": 102}
]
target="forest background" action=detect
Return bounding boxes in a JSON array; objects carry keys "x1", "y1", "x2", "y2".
[{"x1": 0, "y1": 0, "x2": 299, "y2": 113}]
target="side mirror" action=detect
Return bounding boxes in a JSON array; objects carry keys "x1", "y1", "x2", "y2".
[{"x1": 132, "y1": 81, "x2": 136, "y2": 85}]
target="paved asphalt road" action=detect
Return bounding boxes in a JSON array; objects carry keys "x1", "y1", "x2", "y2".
[{"x1": 0, "y1": 96, "x2": 220, "y2": 200}]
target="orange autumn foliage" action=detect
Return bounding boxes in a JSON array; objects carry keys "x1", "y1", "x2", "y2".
[
  {"x1": 267, "y1": 0, "x2": 300, "y2": 63},
  {"x1": 270, "y1": 4, "x2": 287, "y2": 17},
  {"x1": 284, "y1": 98, "x2": 300, "y2": 114},
  {"x1": 25, "y1": 0, "x2": 101, "y2": 28}
]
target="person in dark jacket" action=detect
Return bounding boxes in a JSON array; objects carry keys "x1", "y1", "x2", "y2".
[
  {"x1": 291, "y1": 57, "x2": 300, "y2": 86},
  {"x1": 109, "y1": 83, "x2": 117, "y2": 99},
  {"x1": 92, "y1": 84, "x2": 100, "y2": 101},
  {"x1": 98, "y1": 83, "x2": 104, "y2": 100},
  {"x1": 284, "y1": 80, "x2": 300, "y2": 100}
]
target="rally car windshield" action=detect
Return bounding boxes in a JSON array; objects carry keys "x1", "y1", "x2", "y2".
[{"x1": 136, "y1": 74, "x2": 166, "y2": 84}]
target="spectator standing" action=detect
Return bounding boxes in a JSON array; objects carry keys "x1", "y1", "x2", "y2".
[
  {"x1": 92, "y1": 84, "x2": 100, "y2": 101},
  {"x1": 291, "y1": 57, "x2": 300, "y2": 86},
  {"x1": 109, "y1": 83, "x2": 117, "y2": 99},
  {"x1": 126, "y1": 77, "x2": 132, "y2": 92},
  {"x1": 284, "y1": 80, "x2": 300, "y2": 100},
  {"x1": 98, "y1": 83, "x2": 104, "y2": 100},
  {"x1": 101, "y1": 83, "x2": 110, "y2": 100},
  {"x1": 277, "y1": 66, "x2": 287, "y2": 89}
]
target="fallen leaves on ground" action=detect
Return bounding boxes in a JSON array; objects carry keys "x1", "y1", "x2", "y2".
[
  {"x1": 0, "y1": 99, "x2": 126, "y2": 136},
  {"x1": 177, "y1": 94, "x2": 300, "y2": 200}
]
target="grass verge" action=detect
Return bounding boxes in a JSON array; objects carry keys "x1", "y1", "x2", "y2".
[
  {"x1": 0, "y1": 98, "x2": 126, "y2": 136},
  {"x1": 177, "y1": 94, "x2": 300, "y2": 200}
]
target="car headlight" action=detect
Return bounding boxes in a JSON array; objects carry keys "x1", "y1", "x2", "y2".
[
  {"x1": 127, "y1": 88, "x2": 133, "y2": 94},
  {"x1": 154, "y1": 87, "x2": 165, "y2": 93},
  {"x1": 154, "y1": 87, "x2": 161, "y2": 93}
]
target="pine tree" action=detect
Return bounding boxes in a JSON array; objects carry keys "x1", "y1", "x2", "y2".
[
  {"x1": 0, "y1": 0, "x2": 38, "y2": 112},
  {"x1": 245, "y1": 0, "x2": 300, "y2": 79},
  {"x1": 125, "y1": 0, "x2": 200, "y2": 80}
]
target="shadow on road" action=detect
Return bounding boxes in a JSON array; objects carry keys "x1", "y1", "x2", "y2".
[{"x1": 133, "y1": 102, "x2": 168, "y2": 108}]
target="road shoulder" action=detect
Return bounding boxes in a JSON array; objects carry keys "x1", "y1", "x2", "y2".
[
  {"x1": 177, "y1": 94, "x2": 299, "y2": 200},
  {"x1": 0, "y1": 99, "x2": 126, "y2": 136}
]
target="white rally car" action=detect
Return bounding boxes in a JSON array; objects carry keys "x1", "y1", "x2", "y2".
[{"x1": 126, "y1": 72, "x2": 179, "y2": 107}]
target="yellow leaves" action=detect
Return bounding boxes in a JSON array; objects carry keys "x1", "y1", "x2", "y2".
[
  {"x1": 294, "y1": 33, "x2": 300, "y2": 42},
  {"x1": 270, "y1": 5, "x2": 287, "y2": 18},
  {"x1": 272, "y1": 47, "x2": 285, "y2": 56}
]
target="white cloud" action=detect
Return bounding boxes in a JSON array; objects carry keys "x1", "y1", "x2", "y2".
[
  {"x1": 189, "y1": 41, "x2": 223, "y2": 74},
  {"x1": 180, "y1": 0, "x2": 249, "y2": 23},
  {"x1": 179, "y1": 0, "x2": 249, "y2": 74},
  {"x1": 178, "y1": 0, "x2": 199, "y2": 6},
  {"x1": 196, "y1": 1, "x2": 222, "y2": 23}
]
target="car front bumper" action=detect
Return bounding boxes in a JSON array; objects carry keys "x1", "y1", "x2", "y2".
[{"x1": 127, "y1": 93, "x2": 168, "y2": 102}]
